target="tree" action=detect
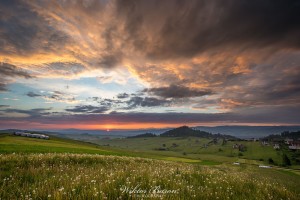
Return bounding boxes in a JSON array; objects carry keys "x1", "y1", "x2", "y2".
[
  {"x1": 222, "y1": 139, "x2": 227, "y2": 145},
  {"x1": 282, "y1": 154, "x2": 291, "y2": 166},
  {"x1": 268, "y1": 158, "x2": 274, "y2": 164}
]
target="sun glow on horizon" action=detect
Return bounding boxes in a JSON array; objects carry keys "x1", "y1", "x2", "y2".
[{"x1": 1, "y1": 120, "x2": 298, "y2": 131}]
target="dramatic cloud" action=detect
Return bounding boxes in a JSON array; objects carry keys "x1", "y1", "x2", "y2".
[
  {"x1": 125, "y1": 97, "x2": 171, "y2": 109},
  {"x1": 99, "y1": 98, "x2": 122, "y2": 107},
  {"x1": 0, "y1": 63, "x2": 33, "y2": 78},
  {"x1": 44, "y1": 91, "x2": 78, "y2": 104},
  {"x1": 0, "y1": 105, "x2": 9, "y2": 108},
  {"x1": 117, "y1": 93, "x2": 130, "y2": 99},
  {"x1": 0, "y1": 62, "x2": 34, "y2": 91},
  {"x1": 144, "y1": 85, "x2": 212, "y2": 99},
  {"x1": 26, "y1": 91, "x2": 42, "y2": 97},
  {"x1": 0, "y1": 0, "x2": 300, "y2": 128},
  {"x1": 65, "y1": 105, "x2": 110, "y2": 114},
  {"x1": 0, "y1": 83, "x2": 6, "y2": 92},
  {"x1": 1, "y1": 104, "x2": 300, "y2": 129},
  {"x1": 25, "y1": 90, "x2": 79, "y2": 104},
  {"x1": 0, "y1": 0, "x2": 70, "y2": 56},
  {"x1": 115, "y1": 0, "x2": 300, "y2": 60},
  {"x1": 2, "y1": 108, "x2": 52, "y2": 117}
]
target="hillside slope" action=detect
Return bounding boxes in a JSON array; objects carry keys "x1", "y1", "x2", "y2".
[
  {"x1": 160, "y1": 126, "x2": 237, "y2": 139},
  {"x1": 0, "y1": 134, "x2": 116, "y2": 155},
  {"x1": 0, "y1": 154, "x2": 299, "y2": 200}
]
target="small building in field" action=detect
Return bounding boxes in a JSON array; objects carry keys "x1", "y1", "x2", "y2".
[
  {"x1": 232, "y1": 144, "x2": 246, "y2": 151},
  {"x1": 259, "y1": 165, "x2": 272, "y2": 168},
  {"x1": 285, "y1": 138, "x2": 294, "y2": 145},
  {"x1": 13, "y1": 132, "x2": 49, "y2": 140},
  {"x1": 288, "y1": 141, "x2": 300, "y2": 150},
  {"x1": 273, "y1": 143, "x2": 280, "y2": 149}
]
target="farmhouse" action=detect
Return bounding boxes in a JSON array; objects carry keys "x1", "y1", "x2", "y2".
[
  {"x1": 232, "y1": 144, "x2": 246, "y2": 152},
  {"x1": 285, "y1": 138, "x2": 293, "y2": 145},
  {"x1": 273, "y1": 143, "x2": 280, "y2": 149},
  {"x1": 259, "y1": 165, "x2": 272, "y2": 168},
  {"x1": 13, "y1": 131, "x2": 49, "y2": 140},
  {"x1": 288, "y1": 141, "x2": 300, "y2": 150}
]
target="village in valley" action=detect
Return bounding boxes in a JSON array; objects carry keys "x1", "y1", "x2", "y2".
[{"x1": 13, "y1": 131, "x2": 49, "y2": 140}]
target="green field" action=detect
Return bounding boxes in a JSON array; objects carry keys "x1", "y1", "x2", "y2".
[
  {"x1": 0, "y1": 134, "x2": 116, "y2": 155},
  {"x1": 94, "y1": 136, "x2": 299, "y2": 167},
  {"x1": 1, "y1": 134, "x2": 299, "y2": 167},
  {"x1": 1, "y1": 153, "x2": 300, "y2": 200},
  {"x1": 0, "y1": 133, "x2": 300, "y2": 199},
  {"x1": 0, "y1": 134, "x2": 202, "y2": 163}
]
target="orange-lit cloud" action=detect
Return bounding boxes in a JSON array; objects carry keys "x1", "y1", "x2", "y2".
[{"x1": 1, "y1": 0, "x2": 300, "y2": 128}]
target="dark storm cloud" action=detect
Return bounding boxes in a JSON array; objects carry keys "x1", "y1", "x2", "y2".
[
  {"x1": 65, "y1": 105, "x2": 110, "y2": 114},
  {"x1": 98, "y1": 54, "x2": 122, "y2": 68},
  {"x1": 116, "y1": 0, "x2": 300, "y2": 59},
  {"x1": 2, "y1": 104, "x2": 300, "y2": 125},
  {"x1": 0, "y1": 0, "x2": 300, "y2": 127},
  {"x1": 0, "y1": 105, "x2": 9, "y2": 108},
  {"x1": 144, "y1": 85, "x2": 212, "y2": 99},
  {"x1": 0, "y1": 83, "x2": 7, "y2": 92},
  {"x1": 99, "y1": 98, "x2": 122, "y2": 107},
  {"x1": 26, "y1": 91, "x2": 42, "y2": 98},
  {"x1": 86, "y1": 95, "x2": 170, "y2": 110},
  {"x1": 87, "y1": 97, "x2": 101, "y2": 102},
  {"x1": 3, "y1": 108, "x2": 52, "y2": 117},
  {"x1": 117, "y1": 93, "x2": 130, "y2": 99},
  {"x1": 48, "y1": 91, "x2": 65, "y2": 100},
  {"x1": 218, "y1": 53, "x2": 300, "y2": 108},
  {"x1": 0, "y1": 62, "x2": 34, "y2": 91},
  {"x1": 115, "y1": 0, "x2": 300, "y2": 114},
  {"x1": 26, "y1": 91, "x2": 79, "y2": 104},
  {"x1": 0, "y1": 63, "x2": 33, "y2": 78},
  {"x1": 0, "y1": 0, "x2": 70, "y2": 55},
  {"x1": 125, "y1": 96, "x2": 171, "y2": 109}
]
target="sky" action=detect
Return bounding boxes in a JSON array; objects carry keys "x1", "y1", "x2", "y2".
[{"x1": 0, "y1": 0, "x2": 300, "y2": 130}]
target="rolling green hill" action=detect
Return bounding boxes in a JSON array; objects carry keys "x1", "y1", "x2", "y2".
[
  {"x1": 1, "y1": 153, "x2": 299, "y2": 200},
  {"x1": 0, "y1": 133, "x2": 202, "y2": 163},
  {"x1": 1, "y1": 132, "x2": 300, "y2": 199},
  {"x1": 160, "y1": 126, "x2": 212, "y2": 137},
  {"x1": 160, "y1": 126, "x2": 238, "y2": 140},
  {"x1": 0, "y1": 134, "x2": 118, "y2": 155},
  {"x1": 1, "y1": 132, "x2": 299, "y2": 168},
  {"x1": 95, "y1": 136, "x2": 300, "y2": 168}
]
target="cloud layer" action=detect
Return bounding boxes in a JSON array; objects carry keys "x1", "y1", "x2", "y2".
[{"x1": 0, "y1": 0, "x2": 300, "y2": 128}]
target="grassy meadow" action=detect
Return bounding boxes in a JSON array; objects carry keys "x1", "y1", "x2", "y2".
[
  {"x1": 0, "y1": 134, "x2": 116, "y2": 155},
  {"x1": 0, "y1": 133, "x2": 300, "y2": 199},
  {"x1": 94, "y1": 136, "x2": 299, "y2": 167},
  {"x1": 1, "y1": 153, "x2": 300, "y2": 200}
]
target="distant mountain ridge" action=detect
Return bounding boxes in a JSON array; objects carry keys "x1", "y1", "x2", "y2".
[
  {"x1": 2, "y1": 125, "x2": 300, "y2": 139},
  {"x1": 128, "y1": 133, "x2": 157, "y2": 138},
  {"x1": 134, "y1": 126, "x2": 239, "y2": 139},
  {"x1": 160, "y1": 126, "x2": 211, "y2": 137},
  {"x1": 263, "y1": 130, "x2": 300, "y2": 140},
  {"x1": 194, "y1": 126, "x2": 300, "y2": 138}
]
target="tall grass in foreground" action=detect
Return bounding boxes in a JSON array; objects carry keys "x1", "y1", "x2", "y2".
[{"x1": 0, "y1": 154, "x2": 299, "y2": 200}]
